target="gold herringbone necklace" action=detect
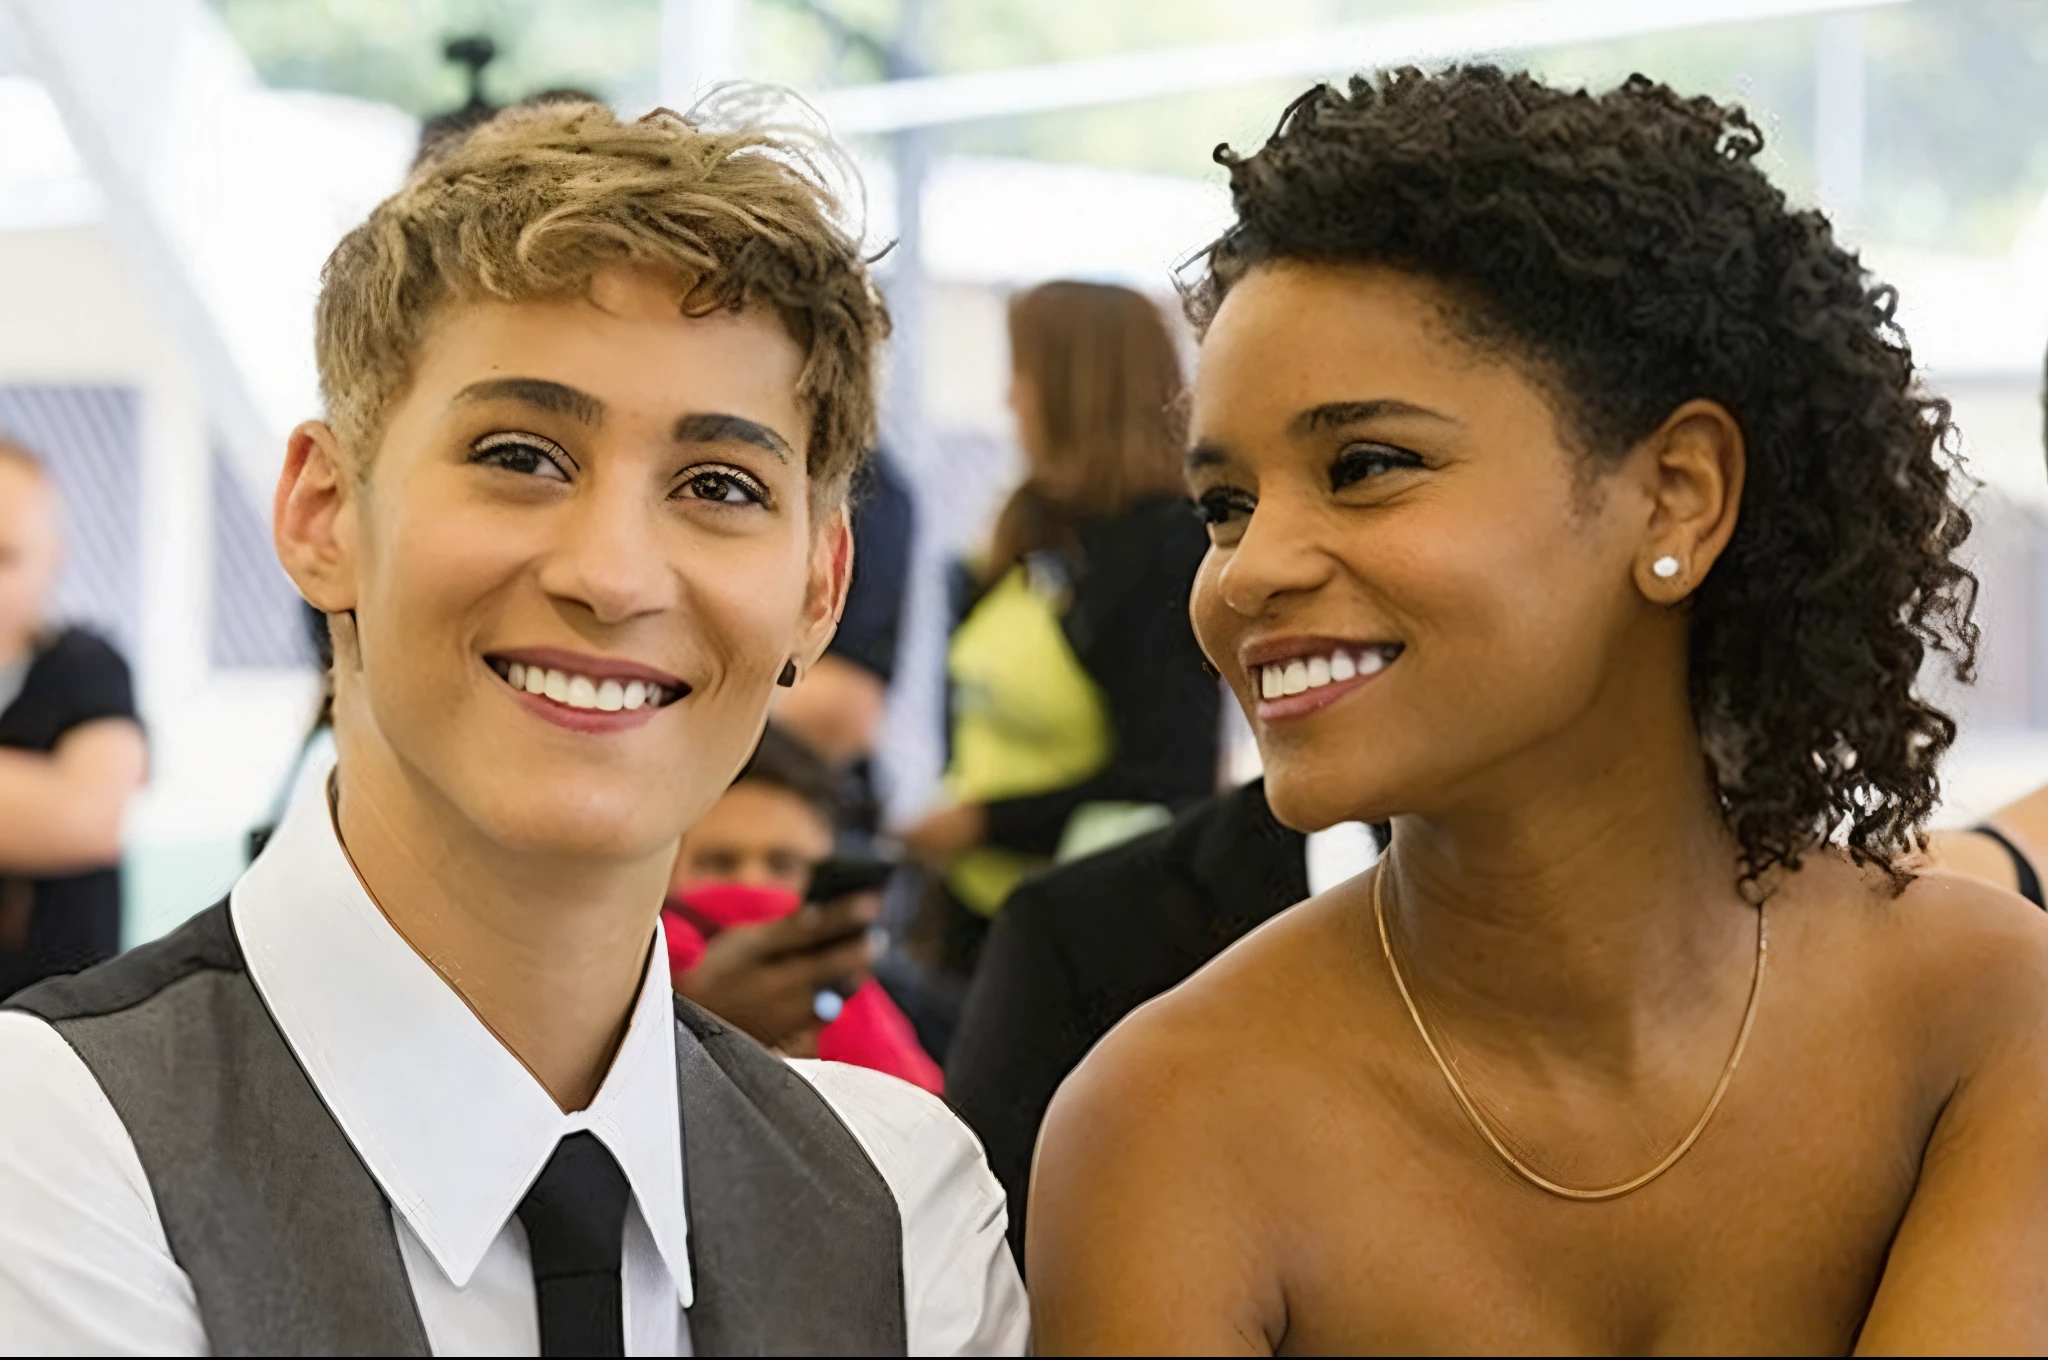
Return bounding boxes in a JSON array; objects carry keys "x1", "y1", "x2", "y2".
[{"x1": 1372, "y1": 864, "x2": 1765, "y2": 1202}]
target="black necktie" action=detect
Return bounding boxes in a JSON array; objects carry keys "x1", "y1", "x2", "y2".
[{"x1": 517, "y1": 1132, "x2": 632, "y2": 1357}]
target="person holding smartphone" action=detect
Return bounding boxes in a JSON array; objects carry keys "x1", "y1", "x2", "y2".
[{"x1": 667, "y1": 723, "x2": 940, "y2": 1090}]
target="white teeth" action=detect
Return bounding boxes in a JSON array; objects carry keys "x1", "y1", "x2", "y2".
[
  {"x1": 1258, "y1": 646, "x2": 1397, "y2": 701},
  {"x1": 502, "y1": 661, "x2": 672, "y2": 711}
]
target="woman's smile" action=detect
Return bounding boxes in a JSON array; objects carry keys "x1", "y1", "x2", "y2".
[{"x1": 1245, "y1": 638, "x2": 1403, "y2": 723}]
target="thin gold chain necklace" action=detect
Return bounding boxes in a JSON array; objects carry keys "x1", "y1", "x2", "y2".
[{"x1": 1372, "y1": 863, "x2": 1766, "y2": 1202}]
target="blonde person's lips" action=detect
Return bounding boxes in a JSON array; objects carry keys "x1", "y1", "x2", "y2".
[
  {"x1": 1240, "y1": 636, "x2": 1403, "y2": 723},
  {"x1": 484, "y1": 646, "x2": 688, "y2": 734}
]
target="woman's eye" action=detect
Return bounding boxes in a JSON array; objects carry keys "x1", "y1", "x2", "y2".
[
  {"x1": 678, "y1": 466, "x2": 769, "y2": 507},
  {"x1": 1192, "y1": 486, "x2": 1254, "y2": 537},
  {"x1": 1331, "y1": 441, "x2": 1424, "y2": 491},
  {"x1": 471, "y1": 432, "x2": 571, "y2": 481}
]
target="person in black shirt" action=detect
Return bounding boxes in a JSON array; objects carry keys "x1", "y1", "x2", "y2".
[
  {"x1": 775, "y1": 448, "x2": 915, "y2": 833},
  {"x1": 0, "y1": 440, "x2": 146, "y2": 999},
  {"x1": 945, "y1": 779, "x2": 1308, "y2": 1262}
]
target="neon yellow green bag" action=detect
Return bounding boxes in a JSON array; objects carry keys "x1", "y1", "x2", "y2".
[{"x1": 942, "y1": 564, "x2": 1112, "y2": 914}]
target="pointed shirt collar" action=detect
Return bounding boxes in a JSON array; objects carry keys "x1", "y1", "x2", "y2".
[{"x1": 230, "y1": 771, "x2": 693, "y2": 1302}]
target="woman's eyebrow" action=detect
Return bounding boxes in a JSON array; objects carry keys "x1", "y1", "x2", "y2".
[
  {"x1": 1185, "y1": 440, "x2": 1231, "y2": 474},
  {"x1": 1291, "y1": 398, "x2": 1457, "y2": 434},
  {"x1": 450, "y1": 377, "x2": 606, "y2": 425},
  {"x1": 672, "y1": 413, "x2": 796, "y2": 462}
]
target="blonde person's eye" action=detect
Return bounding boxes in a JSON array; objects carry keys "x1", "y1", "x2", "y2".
[
  {"x1": 676, "y1": 465, "x2": 770, "y2": 507},
  {"x1": 470, "y1": 431, "x2": 573, "y2": 482}
]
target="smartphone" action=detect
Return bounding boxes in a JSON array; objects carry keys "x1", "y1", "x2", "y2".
[{"x1": 804, "y1": 856, "x2": 898, "y2": 905}]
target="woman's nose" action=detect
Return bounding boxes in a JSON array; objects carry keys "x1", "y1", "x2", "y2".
[{"x1": 1215, "y1": 495, "x2": 1336, "y2": 618}]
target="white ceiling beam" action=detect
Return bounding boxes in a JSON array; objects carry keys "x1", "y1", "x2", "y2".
[
  {"x1": 660, "y1": 0, "x2": 747, "y2": 111},
  {"x1": 816, "y1": 0, "x2": 1909, "y2": 136},
  {"x1": 8, "y1": 0, "x2": 415, "y2": 494},
  {"x1": 7, "y1": 0, "x2": 274, "y2": 484}
]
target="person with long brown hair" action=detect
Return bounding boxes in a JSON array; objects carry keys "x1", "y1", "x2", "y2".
[{"x1": 899, "y1": 281, "x2": 1219, "y2": 1024}]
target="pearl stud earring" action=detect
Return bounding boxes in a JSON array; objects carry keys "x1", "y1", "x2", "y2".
[{"x1": 1652, "y1": 555, "x2": 1682, "y2": 579}]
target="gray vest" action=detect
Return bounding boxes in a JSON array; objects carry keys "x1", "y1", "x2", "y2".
[{"x1": 5, "y1": 902, "x2": 907, "y2": 1357}]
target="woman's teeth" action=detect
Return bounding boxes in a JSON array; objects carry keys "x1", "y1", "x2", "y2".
[
  {"x1": 503, "y1": 661, "x2": 669, "y2": 712},
  {"x1": 1257, "y1": 646, "x2": 1397, "y2": 700}
]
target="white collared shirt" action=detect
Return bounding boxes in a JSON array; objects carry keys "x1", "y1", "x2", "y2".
[{"x1": 0, "y1": 777, "x2": 1028, "y2": 1356}]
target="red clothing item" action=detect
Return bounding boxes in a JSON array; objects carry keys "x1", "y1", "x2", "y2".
[{"x1": 663, "y1": 881, "x2": 943, "y2": 1094}]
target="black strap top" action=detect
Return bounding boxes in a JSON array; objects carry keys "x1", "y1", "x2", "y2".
[{"x1": 1971, "y1": 825, "x2": 2046, "y2": 909}]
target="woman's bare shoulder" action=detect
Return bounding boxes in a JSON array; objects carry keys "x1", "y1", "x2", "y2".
[
  {"x1": 1801, "y1": 854, "x2": 2048, "y2": 1057},
  {"x1": 1053, "y1": 883, "x2": 1370, "y2": 1128},
  {"x1": 1832, "y1": 862, "x2": 2048, "y2": 1350},
  {"x1": 1871, "y1": 862, "x2": 2048, "y2": 977},
  {"x1": 1898, "y1": 865, "x2": 2048, "y2": 1019},
  {"x1": 1027, "y1": 886, "x2": 1363, "y2": 1342}
]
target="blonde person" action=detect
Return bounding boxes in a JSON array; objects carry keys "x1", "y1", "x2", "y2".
[
  {"x1": 0, "y1": 100, "x2": 1025, "y2": 1355},
  {"x1": 900, "y1": 283, "x2": 1219, "y2": 1015}
]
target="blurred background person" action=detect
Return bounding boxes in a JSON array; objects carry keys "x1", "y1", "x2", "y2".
[
  {"x1": 667, "y1": 723, "x2": 943, "y2": 1092},
  {"x1": 1925, "y1": 339, "x2": 2048, "y2": 906},
  {"x1": 1933, "y1": 797, "x2": 2048, "y2": 904},
  {"x1": 947, "y1": 777, "x2": 1382, "y2": 1261},
  {"x1": 774, "y1": 448, "x2": 917, "y2": 836},
  {"x1": 894, "y1": 281, "x2": 1219, "y2": 1054},
  {"x1": 0, "y1": 440, "x2": 145, "y2": 1000}
]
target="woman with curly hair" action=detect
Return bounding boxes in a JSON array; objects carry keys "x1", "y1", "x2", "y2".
[{"x1": 1028, "y1": 66, "x2": 2046, "y2": 1353}]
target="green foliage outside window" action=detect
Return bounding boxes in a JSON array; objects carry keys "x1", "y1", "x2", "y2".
[{"x1": 210, "y1": 0, "x2": 2048, "y2": 255}]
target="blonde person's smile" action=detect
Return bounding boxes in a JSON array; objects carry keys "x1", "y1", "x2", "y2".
[{"x1": 485, "y1": 646, "x2": 688, "y2": 733}]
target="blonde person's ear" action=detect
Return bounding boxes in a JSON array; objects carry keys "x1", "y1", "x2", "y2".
[
  {"x1": 1631, "y1": 398, "x2": 1746, "y2": 602},
  {"x1": 792, "y1": 502, "x2": 855, "y2": 674},
  {"x1": 274, "y1": 421, "x2": 361, "y2": 617}
]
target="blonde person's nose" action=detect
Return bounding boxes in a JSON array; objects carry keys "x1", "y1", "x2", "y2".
[{"x1": 536, "y1": 489, "x2": 676, "y2": 625}]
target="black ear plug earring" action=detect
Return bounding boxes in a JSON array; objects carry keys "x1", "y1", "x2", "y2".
[{"x1": 777, "y1": 660, "x2": 798, "y2": 688}]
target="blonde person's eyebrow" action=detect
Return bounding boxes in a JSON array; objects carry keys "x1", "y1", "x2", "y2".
[
  {"x1": 450, "y1": 378, "x2": 606, "y2": 426},
  {"x1": 673, "y1": 413, "x2": 795, "y2": 463}
]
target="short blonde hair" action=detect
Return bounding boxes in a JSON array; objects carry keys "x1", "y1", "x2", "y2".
[{"x1": 315, "y1": 96, "x2": 887, "y2": 494}]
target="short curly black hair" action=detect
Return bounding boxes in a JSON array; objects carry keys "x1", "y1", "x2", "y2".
[{"x1": 1186, "y1": 65, "x2": 1978, "y2": 890}]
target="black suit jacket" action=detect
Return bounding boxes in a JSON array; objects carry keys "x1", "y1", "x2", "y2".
[{"x1": 944, "y1": 780, "x2": 1309, "y2": 1263}]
